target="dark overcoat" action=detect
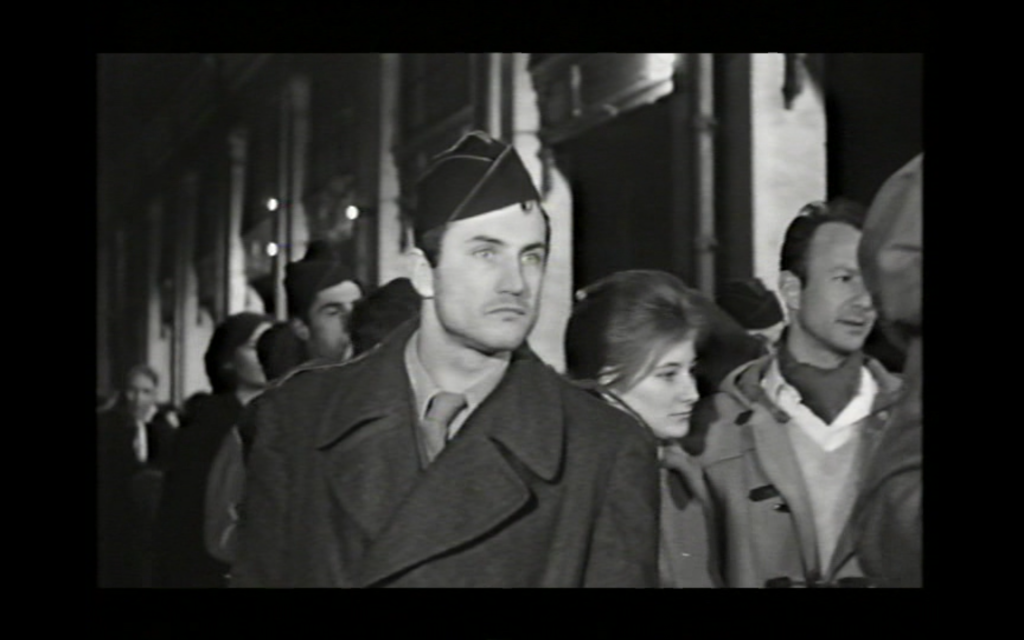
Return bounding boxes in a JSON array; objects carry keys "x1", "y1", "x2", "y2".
[
  {"x1": 231, "y1": 321, "x2": 661, "y2": 588},
  {"x1": 152, "y1": 393, "x2": 242, "y2": 588},
  {"x1": 97, "y1": 405, "x2": 178, "y2": 588}
]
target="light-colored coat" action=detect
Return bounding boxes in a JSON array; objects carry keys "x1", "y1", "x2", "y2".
[{"x1": 699, "y1": 354, "x2": 902, "y2": 587}]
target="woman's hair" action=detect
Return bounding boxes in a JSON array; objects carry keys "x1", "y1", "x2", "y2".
[
  {"x1": 565, "y1": 270, "x2": 708, "y2": 391},
  {"x1": 204, "y1": 312, "x2": 273, "y2": 394}
]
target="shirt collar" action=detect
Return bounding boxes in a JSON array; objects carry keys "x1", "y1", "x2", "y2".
[
  {"x1": 763, "y1": 355, "x2": 878, "y2": 429},
  {"x1": 403, "y1": 330, "x2": 510, "y2": 420}
]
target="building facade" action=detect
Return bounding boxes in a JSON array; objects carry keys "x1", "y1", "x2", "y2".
[{"x1": 97, "y1": 52, "x2": 922, "y2": 404}]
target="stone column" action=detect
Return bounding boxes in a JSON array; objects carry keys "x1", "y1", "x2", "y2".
[
  {"x1": 374, "y1": 53, "x2": 407, "y2": 285},
  {"x1": 226, "y1": 129, "x2": 249, "y2": 314},
  {"x1": 287, "y1": 76, "x2": 311, "y2": 270},
  {"x1": 512, "y1": 53, "x2": 572, "y2": 372},
  {"x1": 145, "y1": 199, "x2": 172, "y2": 402}
]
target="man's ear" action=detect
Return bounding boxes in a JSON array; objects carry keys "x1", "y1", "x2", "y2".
[
  {"x1": 289, "y1": 317, "x2": 310, "y2": 342},
  {"x1": 778, "y1": 270, "x2": 802, "y2": 313},
  {"x1": 409, "y1": 248, "x2": 435, "y2": 299}
]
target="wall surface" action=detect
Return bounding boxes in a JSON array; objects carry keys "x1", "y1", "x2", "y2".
[{"x1": 750, "y1": 53, "x2": 827, "y2": 295}]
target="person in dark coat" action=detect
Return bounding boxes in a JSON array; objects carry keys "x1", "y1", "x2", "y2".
[
  {"x1": 152, "y1": 312, "x2": 272, "y2": 588},
  {"x1": 97, "y1": 364, "x2": 179, "y2": 588},
  {"x1": 852, "y1": 154, "x2": 922, "y2": 588},
  {"x1": 232, "y1": 131, "x2": 660, "y2": 588},
  {"x1": 255, "y1": 321, "x2": 308, "y2": 381}
]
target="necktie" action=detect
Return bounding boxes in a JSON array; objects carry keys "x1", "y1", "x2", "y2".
[{"x1": 421, "y1": 392, "x2": 467, "y2": 464}]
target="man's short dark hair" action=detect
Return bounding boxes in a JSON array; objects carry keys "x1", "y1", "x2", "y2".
[
  {"x1": 779, "y1": 197, "x2": 865, "y2": 284},
  {"x1": 412, "y1": 201, "x2": 552, "y2": 268}
]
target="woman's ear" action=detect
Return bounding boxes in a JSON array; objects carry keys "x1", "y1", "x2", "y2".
[{"x1": 409, "y1": 248, "x2": 435, "y2": 299}]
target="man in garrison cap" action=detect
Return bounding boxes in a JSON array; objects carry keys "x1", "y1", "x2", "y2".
[
  {"x1": 232, "y1": 131, "x2": 660, "y2": 587},
  {"x1": 284, "y1": 240, "x2": 364, "y2": 363}
]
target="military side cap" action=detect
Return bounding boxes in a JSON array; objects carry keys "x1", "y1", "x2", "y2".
[
  {"x1": 285, "y1": 240, "x2": 359, "y2": 318},
  {"x1": 716, "y1": 278, "x2": 784, "y2": 331},
  {"x1": 413, "y1": 131, "x2": 541, "y2": 236}
]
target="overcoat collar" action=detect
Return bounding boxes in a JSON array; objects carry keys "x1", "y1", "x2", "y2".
[{"x1": 314, "y1": 319, "x2": 566, "y2": 586}]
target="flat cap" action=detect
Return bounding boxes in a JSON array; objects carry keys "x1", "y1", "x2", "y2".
[{"x1": 716, "y1": 278, "x2": 784, "y2": 331}]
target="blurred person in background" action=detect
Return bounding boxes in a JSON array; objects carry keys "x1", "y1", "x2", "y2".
[
  {"x1": 255, "y1": 321, "x2": 307, "y2": 381},
  {"x1": 349, "y1": 277, "x2": 421, "y2": 357},
  {"x1": 152, "y1": 312, "x2": 272, "y2": 588},
  {"x1": 852, "y1": 154, "x2": 922, "y2": 588},
  {"x1": 716, "y1": 278, "x2": 786, "y2": 355},
  {"x1": 284, "y1": 239, "x2": 364, "y2": 363},
  {"x1": 97, "y1": 364, "x2": 179, "y2": 587}
]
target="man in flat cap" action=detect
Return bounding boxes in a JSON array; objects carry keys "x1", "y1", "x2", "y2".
[
  {"x1": 232, "y1": 131, "x2": 660, "y2": 587},
  {"x1": 716, "y1": 278, "x2": 786, "y2": 355},
  {"x1": 698, "y1": 198, "x2": 902, "y2": 587}
]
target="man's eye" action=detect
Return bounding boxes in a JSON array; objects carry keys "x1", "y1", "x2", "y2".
[
  {"x1": 475, "y1": 249, "x2": 495, "y2": 260},
  {"x1": 522, "y1": 252, "x2": 544, "y2": 265}
]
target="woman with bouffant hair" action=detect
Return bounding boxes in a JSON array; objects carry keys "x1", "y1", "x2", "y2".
[{"x1": 565, "y1": 270, "x2": 765, "y2": 587}]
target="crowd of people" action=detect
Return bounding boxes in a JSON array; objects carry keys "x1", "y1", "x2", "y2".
[{"x1": 97, "y1": 131, "x2": 922, "y2": 588}]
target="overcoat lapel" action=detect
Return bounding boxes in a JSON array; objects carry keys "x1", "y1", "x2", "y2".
[
  {"x1": 314, "y1": 321, "x2": 566, "y2": 588},
  {"x1": 357, "y1": 351, "x2": 565, "y2": 587},
  {"x1": 315, "y1": 322, "x2": 424, "y2": 541}
]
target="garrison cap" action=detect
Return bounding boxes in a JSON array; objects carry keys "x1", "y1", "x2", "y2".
[
  {"x1": 284, "y1": 240, "x2": 360, "y2": 319},
  {"x1": 413, "y1": 130, "x2": 542, "y2": 236}
]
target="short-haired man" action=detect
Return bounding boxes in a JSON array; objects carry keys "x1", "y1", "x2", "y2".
[
  {"x1": 232, "y1": 131, "x2": 660, "y2": 587},
  {"x1": 699, "y1": 199, "x2": 902, "y2": 588},
  {"x1": 284, "y1": 240, "x2": 364, "y2": 363}
]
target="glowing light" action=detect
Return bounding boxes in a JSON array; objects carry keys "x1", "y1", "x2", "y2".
[
  {"x1": 345, "y1": 205, "x2": 360, "y2": 221},
  {"x1": 267, "y1": 198, "x2": 279, "y2": 211},
  {"x1": 266, "y1": 242, "x2": 279, "y2": 257}
]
